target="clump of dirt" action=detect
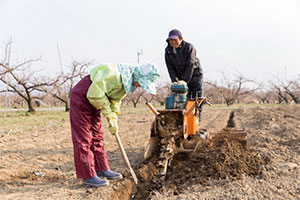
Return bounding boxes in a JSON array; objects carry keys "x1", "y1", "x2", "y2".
[
  {"x1": 156, "y1": 110, "x2": 183, "y2": 138},
  {"x1": 106, "y1": 154, "x2": 160, "y2": 200},
  {"x1": 120, "y1": 129, "x2": 268, "y2": 199},
  {"x1": 164, "y1": 129, "x2": 269, "y2": 194},
  {"x1": 121, "y1": 110, "x2": 269, "y2": 199},
  {"x1": 108, "y1": 109, "x2": 273, "y2": 199}
]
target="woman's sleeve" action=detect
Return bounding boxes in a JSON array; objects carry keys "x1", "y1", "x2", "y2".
[{"x1": 87, "y1": 81, "x2": 112, "y2": 117}]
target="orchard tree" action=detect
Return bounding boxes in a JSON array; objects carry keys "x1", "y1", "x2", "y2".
[
  {"x1": 282, "y1": 80, "x2": 300, "y2": 104},
  {"x1": 254, "y1": 89, "x2": 277, "y2": 104},
  {"x1": 269, "y1": 76, "x2": 300, "y2": 104},
  {"x1": 203, "y1": 81, "x2": 224, "y2": 104},
  {"x1": 0, "y1": 61, "x2": 52, "y2": 112},
  {"x1": 154, "y1": 82, "x2": 170, "y2": 105},
  {"x1": 38, "y1": 60, "x2": 91, "y2": 111},
  {"x1": 208, "y1": 72, "x2": 259, "y2": 106},
  {"x1": 123, "y1": 87, "x2": 145, "y2": 107},
  {"x1": 0, "y1": 40, "x2": 52, "y2": 112},
  {"x1": 143, "y1": 93, "x2": 155, "y2": 104}
]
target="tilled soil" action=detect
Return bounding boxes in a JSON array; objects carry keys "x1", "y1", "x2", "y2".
[
  {"x1": 151, "y1": 105, "x2": 300, "y2": 200},
  {"x1": 166, "y1": 131, "x2": 267, "y2": 190},
  {"x1": 130, "y1": 127, "x2": 268, "y2": 199},
  {"x1": 0, "y1": 105, "x2": 300, "y2": 199}
]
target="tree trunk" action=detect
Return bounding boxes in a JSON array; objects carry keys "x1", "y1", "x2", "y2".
[
  {"x1": 225, "y1": 98, "x2": 234, "y2": 106},
  {"x1": 27, "y1": 100, "x2": 36, "y2": 112},
  {"x1": 286, "y1": 91, "x2": 300, "y2": 104},
  {"x1": 65, "y1": 98, "x2": 70, "y2": 112},
  {"x1": 133, "y1": 101, "x2": 137, "y2": 108}
]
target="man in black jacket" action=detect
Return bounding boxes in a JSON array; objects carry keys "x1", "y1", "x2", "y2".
[{"x1": 165, "y1": 29, "x2": 203, "y2": 99}]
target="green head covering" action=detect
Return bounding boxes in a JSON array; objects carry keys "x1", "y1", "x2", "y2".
[{"x1": 118, "y1": 63, "x2": 160, "y2": 95}]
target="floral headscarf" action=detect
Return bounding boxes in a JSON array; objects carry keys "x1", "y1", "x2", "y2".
[{"x1": 118, "y1": 63, "x2": 160, "y2": 95}]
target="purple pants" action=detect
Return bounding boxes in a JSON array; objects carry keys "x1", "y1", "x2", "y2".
[{"x1": 69, "y1": 75, "x2": 109, "y2": 179}]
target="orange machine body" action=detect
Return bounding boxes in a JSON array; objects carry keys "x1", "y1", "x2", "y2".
[
  {"x1": 183, "y1": 101, "x2": 198, "y2": 137},
  {"x1": 183, "y1": 98, "x2": 206, "y2": 138}
]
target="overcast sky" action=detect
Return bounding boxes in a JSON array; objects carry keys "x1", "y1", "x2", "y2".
[{"x1": 1, "y1": 0, "x2": 300, "y2": 84}]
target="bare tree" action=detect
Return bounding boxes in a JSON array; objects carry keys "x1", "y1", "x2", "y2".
[
  {"x1": 273, "y1": 84, "x2": 289, "y2": 103},
  {"x1": 123, "y1": 88, "x2": 145, "y2": 107},
  {"x1": 269, "y1": 76, "x2": 300, "y2": 104},
  {"x1": 143, "y1": 93, "x2": 155, "y2": 104},
  {"x1": 204, "y1": 81, "x2": 224, "y2": 104},
  {"x1": 38, "y1": 60, "x2": 91, "y2": 111},
  {"x1": 0, "y1": 40, "x2": 56, "y2": 112},
  {"x1": 282, "y1": 80, "x2": 300, "y2": 104},
  {"x1": 154, "y1": 82, "x2": 170, "y2": 105},
  {"x1": 254, "y1": 89, "x2": 277, "y2": 104},
  {"x1": 269, "y1": 75, "x2": 289, "y2": 104},
  {"x1": 0, "y1": 39, "x2": 65, "y2": 112},
  {"x1": 208, "y1": 72, "x2": 259, "y2": 106},
  {"x1": 0, "y1": 61, "x2": 52, "y2": 112}
]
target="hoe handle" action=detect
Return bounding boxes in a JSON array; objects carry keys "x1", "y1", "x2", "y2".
[{"x1": 114, "y1": 130, "x2": 138, "y2": 184}]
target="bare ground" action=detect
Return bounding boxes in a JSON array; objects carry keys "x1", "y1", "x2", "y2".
[{"x1": 0, "y1": 105, "x2": 300, "y2": 200}]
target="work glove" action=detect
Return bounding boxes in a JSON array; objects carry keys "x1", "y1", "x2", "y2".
[
  {"x1": 172, "y1": 80, "x2": 187, "y2": 85},
  {"x1": 106, "y1": 112, "x2": 118, "y2": 135},
  {"x1": 177, "y1": 80, "x2": 187, "y2": 85}
]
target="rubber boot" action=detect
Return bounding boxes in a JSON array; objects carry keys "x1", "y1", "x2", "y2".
[
  {"x1": 97, "y1": 170, "x2": 123, "y2": 180},
  {"x1": 83, "y1": 176, "x2": 109, "y2": 187}
]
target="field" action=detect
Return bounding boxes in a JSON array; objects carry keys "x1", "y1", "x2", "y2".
[{"x1": 0, "y1": 104, "x2": 300, "y2": 199}]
